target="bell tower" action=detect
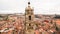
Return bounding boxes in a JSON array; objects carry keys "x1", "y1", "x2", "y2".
[
  {"x1": 25, "y1": 2, "x2": 34, "y2": 21},
  {"x1": 25, "y1": 1, "x2": 35, "y2": 34}
]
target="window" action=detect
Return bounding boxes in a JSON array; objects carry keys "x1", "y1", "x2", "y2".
[
  {"x1": 29, "y1": 24, "x2": 31, "y2": 26},
  {"x1": 29, "y1": 16, "x2": 31, "y2": 20}
]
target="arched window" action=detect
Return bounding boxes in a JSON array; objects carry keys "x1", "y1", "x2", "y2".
[{"x1": 29, "y1": 16, "x2": 31, "y2": 20}]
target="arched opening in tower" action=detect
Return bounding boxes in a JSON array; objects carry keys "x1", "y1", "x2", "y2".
[{"x1": 29, "y1": 16, "x2": 31, "y2": 20}]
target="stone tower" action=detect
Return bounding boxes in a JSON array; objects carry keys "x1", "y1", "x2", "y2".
[
  {"x1": 25, "y1": 2, "x2": 34, "y2": 22},
  {"x1": 25, "y1": 1, "x2": 35, "y2": 34}
]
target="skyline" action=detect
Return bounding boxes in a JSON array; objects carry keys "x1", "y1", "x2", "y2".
[{"x1": 0, "y1": 0, "x2": 60, "y2": 14}]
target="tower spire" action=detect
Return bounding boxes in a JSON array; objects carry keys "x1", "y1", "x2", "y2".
[
  {"x1": 28, "y1": 2, "x2": 30, "y2": 5},
  {"x1": 28, "y1": 0, "x2": 30, "y2": 6},
  {"x1": 25, "y1": 0, "x2": 35, "y2": 34}
]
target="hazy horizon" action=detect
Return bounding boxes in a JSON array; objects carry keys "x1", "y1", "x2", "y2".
[{"x1": 0, "y1": 0, "x2": 60, "y2": 14}]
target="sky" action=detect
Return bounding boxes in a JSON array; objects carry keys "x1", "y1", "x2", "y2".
[{"x1": 0, "y1": 0, "x2": 60, "y2": 14}]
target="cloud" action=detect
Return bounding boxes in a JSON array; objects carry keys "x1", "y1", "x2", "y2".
[{"x1": 0, "y1": 0, "x2": 60, "y2": 14}]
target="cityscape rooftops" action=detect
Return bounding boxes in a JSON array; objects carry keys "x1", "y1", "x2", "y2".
[{"x1": 54, "y1": 15, "x2": 60, "y2": 19}]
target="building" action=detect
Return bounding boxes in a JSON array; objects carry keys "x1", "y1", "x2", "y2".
[
  {"x1": 25, "y1": 1, "x2": 35, "y2": 34},
  {"x1": 0, "y1": 0, "x2": 60, "y2": 34},
  {"x1": 54, "y1": 15, "x2": 60, "y2": 31}
]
